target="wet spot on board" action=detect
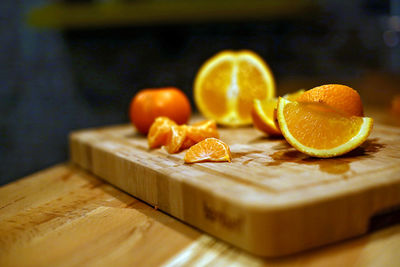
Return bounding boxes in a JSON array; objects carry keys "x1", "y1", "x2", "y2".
[{"x1": 265, "y1": 138, "x2": 385, "y2": 175}]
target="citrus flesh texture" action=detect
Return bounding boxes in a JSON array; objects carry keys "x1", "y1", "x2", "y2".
[
  {"x1": 277, "y1": 98, "x2": 373, "y2": 158},
  {"x1": 148, "y1": 117, "x2": 220, "y2": 154},
  {"x1": 165, "y1": 125, "x2": 187, "y2": 154},
  {"x1": 194, "y1": 50, "x2": 275, "y2": 126},
  {"x1": 182, "y1": 120, "x2": 219, "y2": 149},
  {"x1": 252, "y1": 90, "x2": 305, "y2": 136},
  {"x1": 184, "y1": 138, "x2": 231, "y2": 163},
  {"x1": 148, "y1": 117, "x2": 177, "y2": 149}
]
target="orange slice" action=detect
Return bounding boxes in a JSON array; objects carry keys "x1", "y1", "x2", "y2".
[
  {"x1": 194, "y1": 50, "x2": 275, "y2": 126},
  {"x1": 277, "y1": 98, "x2": 373, "y2": 158},
  {"x1": 184, "y1": 138, "x2": 232, "y2": 163},
  {"x1": 148, "y1": 117, "x2": 177, "y2": 148},
  {"x1": 252, "y1": 90, "x2": 305, "y2": 136}
]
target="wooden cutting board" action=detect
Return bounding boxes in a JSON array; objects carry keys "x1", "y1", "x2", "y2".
[{"x1": 69, "y1": 121, "x2": 400, "y2": 257}]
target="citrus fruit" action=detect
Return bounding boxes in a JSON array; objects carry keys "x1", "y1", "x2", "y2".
[
  {"x1": 276, "y1": 98, "x2": 373, "y2": 158},
  {"x1": 165, "y1": 125, "x2": 187, "y2": 154},
  {"x1": 186, "y1": 120, "x2": 219, "y2": 142},
  {"x1": 297, "y1": 84, "x2": 364, "y2": 116},
  {"x1": 184, "y1": 138, "x2": 232, "y2": 163},
  {"x1": 252, "y1": 90, "x2": 305, "y2": 136},
  {"x1": 148, "y1": 117, "x2": 177, "y2": 149},
  {"x1": 182, "y1": 120, "x2": 219, "y2": 149},
  {"x1": 148, "y1": 117, "x2": 220, "y2": 153},
  {"x1": 194, "y1": 50, "x2": 275, "y2": 126},
  {"x1": 130, "y1": 87, "x2": 191, "y2": 134}
]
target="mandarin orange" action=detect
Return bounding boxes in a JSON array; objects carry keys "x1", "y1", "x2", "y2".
[{"x1": 130, "y1": 87, "x2": 191, "y2": 134}]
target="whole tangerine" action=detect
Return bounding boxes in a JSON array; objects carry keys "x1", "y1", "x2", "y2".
[
  {"x1": 297, "y1": 84, "x2": 364, "y2": 117},
  {"x1": 129, "y1": 87, "x2": 191, "y2": 134}
]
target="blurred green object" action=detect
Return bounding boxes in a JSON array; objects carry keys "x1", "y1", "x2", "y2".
[{"x1": 27, "y1": 0, "x2": 318, "y2": 29}]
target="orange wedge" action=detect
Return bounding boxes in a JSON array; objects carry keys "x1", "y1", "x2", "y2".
[
  {"x1": 148, "y1": 117, "x2": 177, "y2": 148},
  {"x1": 194, "y1": 50, "x2": 275, "y2": 126},
  {"x1": 252, "y1": 90, "x2": 305, "y2": 136},
  {"x1": 276, "y1": 98, "x2": 373, "y2": 158},
  {"x1": 184, "y1": 138, "x2": 232, "y2": 163}
]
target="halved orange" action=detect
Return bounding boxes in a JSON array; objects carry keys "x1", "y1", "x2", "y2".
[
  {"x1": 252, "y1": 90, "x2": 305, "y2": 136},
  {"x1": 184, "y1": 138, "x2": 232, "y2": 163},
  {"x1": 194, "y1": 50, "x2": 275, "y2": 126},
  {"x1": 277, "y1": 98, "x2": 373, "y2": 158},
  {"x1": 148, "y1": 117, "x2": 177, "y2": 148}
]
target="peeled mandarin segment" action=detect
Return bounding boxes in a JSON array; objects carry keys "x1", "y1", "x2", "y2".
[
  {"x1": 191, "y1": 119, "x2": 217, "y2": 129},
  {"x1": 297, "y1": 84, "x2": 364, "y2": 117},
  {"x1": 181, "y1": 138, "x2": 197, "y2": 150},
  {"x1": 181, "y1": 120, "x2": 219, "y2": 149},
  {"x1": 147, "y1": 117, "x2": 177, "y2": 148},
  {"x1": 164, "y1": 125, "x2": 187, "y2": 154},
  {"x1": 184, "y1": 138, "x2": 232, "y2": 163},
  {"x1": 186, "y1": 120, "x2": 219, "y2": 142},
  {"x1": 277, "y1": 98, "x2": 373, "y2": 158}
]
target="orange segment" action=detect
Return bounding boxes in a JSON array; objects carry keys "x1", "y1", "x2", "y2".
[
  {"x1": 187, "y1": 120, "x2": 219, "y2": 142},
  {"x1": 194, "y1": 50, "x2": 275, "y2": 126},
  {"x1": 297, "y1": 84, "x2": 364, "y2": 116},
  {"x1": 184, "y1": 138, "x2": 232, "y2": 163},
  {"x1": 164, "y1": 125, "x2": 187, "y2": 154},
  {"x1": 277, "y1": 98, "x2": 373, "y2": 158},
  {"x1": 252, "y1": 90, "x2": 305, "y2": 136},
  {"x1": 148, "y1": 117, "x2": 177, "y2": 148},
  {"x1": 181, "y1": 120, "x2": 219, "y2": 149}
]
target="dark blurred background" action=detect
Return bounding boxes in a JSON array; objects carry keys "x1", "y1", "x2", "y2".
[{"x1": 1, "y1": 0, "x2": 399, "y2": 185}]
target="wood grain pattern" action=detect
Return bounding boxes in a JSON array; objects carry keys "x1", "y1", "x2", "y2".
[
  {"x1": 69, "y1": 121, "x2": 400, "y2": 257},
  {"x1": 1, "y1": 164, "x2": 400, "y2": 266},
  {"x1": 0, "y1": 164, "x2": 200, "y2": 267}
]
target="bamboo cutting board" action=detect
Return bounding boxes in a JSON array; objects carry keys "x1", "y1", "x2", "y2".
[{"x1": 69, "y1": 122, "x2": 400, "y2": 257}]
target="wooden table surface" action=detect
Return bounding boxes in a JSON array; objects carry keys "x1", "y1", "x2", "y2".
[{"x1": 1, "y1": 162, "x2": 400, "y2": 267}]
